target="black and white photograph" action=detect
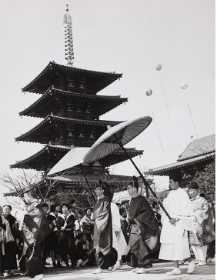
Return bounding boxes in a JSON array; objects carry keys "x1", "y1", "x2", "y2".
[{"x1": 0, "y1": 0, "x2": 215, "y2": 279}]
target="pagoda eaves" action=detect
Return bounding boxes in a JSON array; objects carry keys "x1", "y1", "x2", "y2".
[
  {"x1": 22, "y1": 62, "x2": 122, "y2": 95},
  {"x1": 15, "y1": 115, "x2": 121, "y2": 145},
  {"x1": 19, "y1": 87, "x2": 127, "y2": 118},
  {"x1": 4, "y1": 174, "x2": 135, "y2": 198},
  {"x1": 10, "y1": 144, "x2": 143, "y2": 171}
]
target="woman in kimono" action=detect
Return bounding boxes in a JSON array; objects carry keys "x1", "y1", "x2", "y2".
[
  {"x1": 0, "y1": 205, "x2": 6, "y2": 276},
  {"x1": 56, "y1": 203, "x2": 75, "y2": 267},
  {"x1": 46, "y1": 203, "x2": 60, "y2": 267},
  {"x1": 2, "y1": 205, "x2": 18, "y2": 276}
]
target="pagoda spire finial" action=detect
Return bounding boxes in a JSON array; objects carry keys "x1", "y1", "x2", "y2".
[{"x1": 63, "y1": 4, "x2": 74, "y2": 66}]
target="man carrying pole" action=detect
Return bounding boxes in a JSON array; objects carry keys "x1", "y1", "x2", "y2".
[{"x1": 159, "y1": 173, "x2": 194, "y2": 275}]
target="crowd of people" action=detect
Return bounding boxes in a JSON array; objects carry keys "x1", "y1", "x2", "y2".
[{"x1": 0, "y1": 175, "x2": 215, "y2": 279}]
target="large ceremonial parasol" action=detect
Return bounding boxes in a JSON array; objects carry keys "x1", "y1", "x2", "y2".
[
  {"x1": 84, "y1": 116, "x2": 172, "y2": 220},
  {"x1": 48, "y1": 146, "x2": 96, "y2": 202}
]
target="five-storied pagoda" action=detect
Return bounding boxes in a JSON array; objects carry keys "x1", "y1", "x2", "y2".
[{"x1": 10, "y1": 6, "x2": 143, "y2": 203}]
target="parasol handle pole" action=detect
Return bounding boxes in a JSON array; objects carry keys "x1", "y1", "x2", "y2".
[
  {"x1": 117, "y1": 141, "x2": 172, "y2": 220},
  {"x1": 80, "y1": 167, "x2": 96, "y2": 203}
]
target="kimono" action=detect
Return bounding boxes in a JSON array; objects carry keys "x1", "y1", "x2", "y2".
[
  {"x1": 128, "y1": 195, "x2": 160, "y2": 267},
  {"x1": 159, "y1": 188, "x2": 193, "y2": 261},
  {"x1": 189, "y1": 195, "x2": 215, "y2": 246},
  {"x1": 20, "y1": 201, "x2": 52, "y2": 278},
  {"x1": 0, "y1": 216, "x2": 6, "y2": 274},
  {"x1": 56, "y1": 213, "x2": 75, "y2": 265},
  {"x1": 80, "y1": 215, "x2": 94, "y2": 243},
  {"x1": 120, "y1": 216, "x2": 129, "y2": 244},
  {"x1": 3, "y1": 214, "x2": 17, "y2": 271},
  {"x1": 44, "y1": 212, "x2": 58, "y2": 253},
  {"x1": 93, "y1": 198, "x2": 128, "y2": 269},
  {"x1": 189, "y1": 195, "x2": 215, "y2": 262}
]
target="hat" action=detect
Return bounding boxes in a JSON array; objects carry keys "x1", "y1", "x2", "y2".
[
  {"x1": 169, "y1": 171, "x2": 182, "y2": 183},
  {"x1": 189, "y1": 182, "x2": 199, "y2": 190},
  {"x1": 121, "y1": 199, "x2": 129, "y2": 205},
  {"x1": 131, "y1": 176, "x2": 139, "y2": 189}
]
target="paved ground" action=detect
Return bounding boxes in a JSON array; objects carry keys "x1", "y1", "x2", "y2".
[{"x1": 6, "y1": 262, "x2": 215, "y2": 280}]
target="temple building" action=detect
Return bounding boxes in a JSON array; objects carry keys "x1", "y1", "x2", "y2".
[
  {"x1": 148, "y1": 134, "x2": 215, "y2": 202},
  {"x1": 10, "y1": 7, "x2": 143, "y2": 204}
]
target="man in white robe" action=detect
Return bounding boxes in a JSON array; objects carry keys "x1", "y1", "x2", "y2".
[{"x1": 159, "y1": 174, "x2": 193, "y2": 275}]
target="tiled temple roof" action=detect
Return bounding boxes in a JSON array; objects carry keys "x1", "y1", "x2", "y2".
[
  {"x1": 177, "y1": 134, "x2": 215, "y2": 161},
  {"x1": 148, "y1": 134, "x2": 215, "y2": 176},
  {"x1": 148, "y1": 152, "x2": 215, "y2": 176}
]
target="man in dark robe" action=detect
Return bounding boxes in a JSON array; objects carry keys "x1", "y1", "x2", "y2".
[
  {"x1": 92, "y1": 181, "x2": 118, "y2": 274},
  {"x1": 19, "y1": 186, "x2": 52, "y2": 280},
  {"x1": 127, "y1": 176, "x2": 160, "y2": 274}
]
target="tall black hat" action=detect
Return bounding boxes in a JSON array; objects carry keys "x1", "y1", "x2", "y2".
[
  {"x1": 98, "y1": 180, "x2": 113, "y2": 201},
  {"x1": 169, "y1": 171, "x2": 182, "y2": 183},
  {"x1": 132, "y1": 176, "x2": 139, "y2": 189},
  {"x1": 188, "y1": 182, "x2": 199, "y2": 190}
]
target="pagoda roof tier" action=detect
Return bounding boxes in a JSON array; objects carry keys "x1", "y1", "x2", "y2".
[
  {"x1": 10, "y1": 144, "x2": 143, "y2": 171},
  {"x1": 10, "y1": 144, "x2": 70, "y2": 171},
  {"x1": 22, "y1": 61, "x2": 122, "y2": 94},
  {"x1": 45, "y1": 174, "x2": 134, "y2": 185},
  {"x1": 19, "y1": 87, "x2": 128, "y2": 118},
  {"x1": 3, "y1": 174, "x2": 134, "y2": 197},
  {"x1": 15, "y1": 115, "x2": 121, "y2": 144}
]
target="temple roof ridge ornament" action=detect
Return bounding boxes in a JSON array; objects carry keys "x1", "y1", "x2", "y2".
[{"x1": 64, "y1": 4, "x2": 74, "y2": 66}]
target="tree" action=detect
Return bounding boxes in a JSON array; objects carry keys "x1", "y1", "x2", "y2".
[
  {"x1": 192, "y1": 161, "x2": 215, "y2": 203},
  {"x1": 0, "y1": 169, "x2": 43, "y2": 196}
]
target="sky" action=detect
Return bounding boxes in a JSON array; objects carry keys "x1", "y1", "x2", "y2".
[{"x1": 0, "y1": 0, "x2": 214, "y2": 196}]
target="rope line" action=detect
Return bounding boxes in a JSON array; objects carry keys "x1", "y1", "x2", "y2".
[{"x1": 152, "y1": 112, "x2": 165, "y2": 153}]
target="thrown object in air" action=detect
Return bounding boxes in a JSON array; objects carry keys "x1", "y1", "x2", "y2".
[
  {"x1": 180, "y1": 82, "x2": 188, "y2": 89},
  {"x1": 156, "y1": 64, "x2": 162, "y2": 71},
  {"x1": 146, "y1": 89, "x2": 152, "y2": 96}
]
